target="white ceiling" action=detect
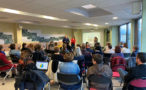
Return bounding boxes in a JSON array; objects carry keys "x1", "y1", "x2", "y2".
[{"x1": 0, "y1": 0, "x2": 142, "y2": 29}]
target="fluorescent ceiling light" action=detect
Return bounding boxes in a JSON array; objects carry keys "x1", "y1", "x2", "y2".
[
  {"x1": 93, "y1": 24, "x2": 98, "y2": 27},
  {"x1": 84, "y1": 23, "x2": 98, "y2": 27},
  {"x1": 20, "y1": 20, "x2": 33, "y2": 24},
  {"x1": 70, "y1": 11, "x2": 85, "y2": 16},
  {"x1": 82, "y1": 4, "x2": 96, "y2": 9},
  {"x1": 0, "y1": 7, "x2": 67, "y2": 21},
  {"x1": 113, "y1": 17, "x2": 118, "y2": 20},
  {"x1": 105, "y1": 22, "x2": 109, "y2": 25},
  {"x1": 84, "y1": 23, "x2": 92, "y2": 26},
  {"x1": 63, "y1": 26, "x2": 70, "y2": 28}
]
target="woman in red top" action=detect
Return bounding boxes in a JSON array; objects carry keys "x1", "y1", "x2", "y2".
[{"x1": 71, "y1": 37, "x2": 76, "y2": 49}]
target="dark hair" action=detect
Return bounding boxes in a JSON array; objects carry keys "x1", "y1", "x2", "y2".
[
  {"x1": 133, "y1": 46, "x2": 139, "y2": 51},
  {"x1": 92, "y1": 54, "x2": 103, "y2": 64},
  {"x1": 21, "y1": 49, "x2": 33, "y2": 62},
  {"x1": 34, "y1": 44, "x2": 41, "y2": 51},
  {"x1": 115, "y1": 46, "x2": 121, "y2": 53},
  {"x1": 0, "y1": 45, "x2": 3, "y2": 51},
  {"x1": 22, "y1": 43, "x2": 27, "y2": 48},
  {"x1": 123, "y1": 43, "x2": 128, "y2": 48},
  {"x1": 9, "y1": 44, "x2": 16, "y2": 50},
  {"x1": 63, "y1": 52, "x2": 74, "y2": 62},
  {"x1": 108, "y1": 45, "x2": 112, "y2": 49},
  {"x1": 137, "y1": 52, "x2": 146, "y2": 63}
]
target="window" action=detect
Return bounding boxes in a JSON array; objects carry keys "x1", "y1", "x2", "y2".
[
  {"x1": 138, "y1": 18, "x2": 142, "y2": 51},
  {"x1": 127, "y1": 23, "x2": 131, "y2": 48},
  {"x1": 120, "y1": 24, "x2": 127, "y2": 43}
]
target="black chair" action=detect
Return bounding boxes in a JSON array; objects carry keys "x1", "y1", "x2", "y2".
[
  {"x1": 104, "y1": 53, "x2": 112, "y2": 58},
  {"x1": 10, "y1": 54, "x2": 20, "y2": 63},
  {"x1": 88, "y1": 74, "x2": 113, "y2": 90},
  {"x1": 128, "y1": 77, "x2": 146, "y2": 90},
  {"x1": 123, "y1": 53, "x2": 131, "y2": 60},
  {"x1": 117, "y1": 68, "x2": 128, "y2": 86},
  {"x1": 57, "y1": 73, "x2": 83, "y2": 90}
]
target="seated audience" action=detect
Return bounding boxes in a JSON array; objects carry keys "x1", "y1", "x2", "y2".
[
  {"x1": 87, "y1": 54, "x2": 112, "y2": 90},
  {"x1": 27, "y1": 43, "x2": 34, "y2": 52},
  {"x1": 122, "y1": 43, "x2": 131, "y2": 53},
  {"x1": 123, "y1": 52, "x2": 146, "y2": 90},
  {"x1": 104, "y1": 44, "x2": 114, "y2": 53},
  {"x1": 15, "y1": 49, "x2": 49, "y2": 90},
  {"x1": 59, "y1": 52, "x2": 80, "y2": 89},
  {"x1": 94, "y1": 42, "x2": 103, "y2": 54},
  {"x1": 0, "y1": 45, "x2": 5, "y2": 55},
  {"x1": 9, "y1": 44, "x2": 21, "y2": 58},
  {"x1": 131, "y1": 46, "x2": 138, "y2": 57},
  {"x1": 86, "y1": 42, "x2": 94, "y2": 53},
  {"x1": 111, "y1": 46, "x2": 124, "y2": 59},
  {"x1": 81, "y1": 43, "x2": 91, "y2": 55},
  {"x1": 75, "y1": 44, "x2": 82, "y2": 56},
  {"x1": 0, "y1": 45, "x2": 16, "y2": 77},
  {"x1": 48, "y1": 41, "x2": 55, "y2": 51},
  {"x1": 60, "y1": 43, "x2": 69, "y2": 55},
  {"x1": 21, "y1": 43, "x2": 29, "y2": 51},
  {"x1": 104, "y1": 42, "x2": 111, "y2": 51},
  {"x1": 51, "y1": 47, "x2": 64, "y2": 73},
  {"x1": 32, "y1": 44, "x2": 46, "y2": 62}
]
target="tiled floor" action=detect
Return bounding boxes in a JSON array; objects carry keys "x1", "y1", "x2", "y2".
[{"x1": 0, "y1": 77, "x2": 122, "y2": 90}]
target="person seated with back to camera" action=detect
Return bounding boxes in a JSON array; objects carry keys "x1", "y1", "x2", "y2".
[
  {"x1": 121, "y1": 43, "x2": 131, "y2": 53},
  {"x1": 87, "y1": 54, "x2": 112, "y2": 90},
  {"x1": 111, "y1": 46, "x2": 124, "y2": 59},
  {"x1": 86, "y1": 42, "x2": 94, "y2": 53},
  {"x1": 0, "y1": 45, "x2": 16, "y2": 78},
  {"x1": 94, "y1": 42, "x2": 103, "y2": 55},
  {"x1": 123, "y1": 52, "x2": 146, "y2": 90},
  {"x1": 9, "y1": 43, "x2": 21, "y2": 58},
  {"x1": 131, "y1": 46, "x2": 139, "y2": 57},
  {"x1": 59, "y1": 52, "x2": 81, "y2": 90},
  {"x1": 15, "y1": 49, "x2": 49, "y2": 90},
  {"x1": 104, "y1": 44, "x2": 114, "y2": 54},
  {"x1": 32, "y1": 44, "x2": 47, "y2": 63}
]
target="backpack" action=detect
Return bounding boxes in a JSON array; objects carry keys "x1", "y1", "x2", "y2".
[{"x1": 111, "y1": 56, "x2": 126, "y2": 72}]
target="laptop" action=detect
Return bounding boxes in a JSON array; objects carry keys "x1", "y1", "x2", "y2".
[{"x1": 36, "y1": 61, "x2": 49, "y2": 71}]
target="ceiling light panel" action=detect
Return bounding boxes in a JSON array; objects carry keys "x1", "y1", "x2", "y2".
[
  {"x1": 113, "y1": 17, "x2": 118, "y2": 20},
  {"x1": 82, "y1": 4, "x2": 96, "y2": 9}
]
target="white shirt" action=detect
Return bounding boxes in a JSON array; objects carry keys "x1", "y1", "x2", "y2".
[
  {"x1": 122, "y1": 47, "x2": 131, "y2": 53},
  {"x1": 104, "y1": 49, "x2": 115, "y2": 53}
]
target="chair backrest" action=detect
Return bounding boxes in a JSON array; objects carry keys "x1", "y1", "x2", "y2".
[
  {"x1": 111, "y1": 56, "x2": 126, "y2": 71},
  {"x1": 104, "y1": 53, "x2": 112, "y2": 58},
  {"x1": 88, "y1": 74, "x2": 111, "y2": 84},
  {"x1": 117, "y1": 68, "x2": 128, "y2": 81},
  {"x1": 127, "y1": 57, "x2": 136, "y2": 69},
  {"x1": 10, "y1": 54, "x2": 20, "y2": 63},
  {"x1": 124, "y1": 53, "x2": 131, "y2": 58},
  {"x1": 130, "y1": 77, "x2": 146, "y2": 88},
  {"x1": 57, "y1": 73, "x2": 81, "y2": 85}
]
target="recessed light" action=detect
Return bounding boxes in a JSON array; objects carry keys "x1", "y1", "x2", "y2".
[
  {"x1": 82, "y1": 4, "x2": 96, "y2": 9},
  {"x1": 63, "y1": 26, "x2": 70, "y2": 28},
  {"x1": 113, "y1": 17, "x2": 118, "y2": 20},
  {"x1": 105, "y1": 22, "x2": 109, "y2": 25}
]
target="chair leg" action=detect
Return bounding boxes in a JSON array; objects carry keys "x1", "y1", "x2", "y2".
[{"x1": 2, "y1": 65, "x2": 14, "y2": 85}]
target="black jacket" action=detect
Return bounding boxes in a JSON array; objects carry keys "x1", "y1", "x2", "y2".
[{"x1": 123, "y1": 64, "x2": 146, "y2": 90}]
